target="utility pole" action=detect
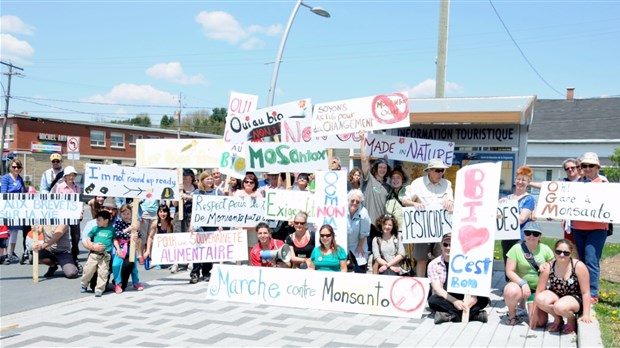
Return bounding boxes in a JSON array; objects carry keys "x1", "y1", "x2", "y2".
[
  {"x1": 1, "y1": 61, "x2": 24, "y2": 175},
  {"x1": 435, "y1": 0, "x2": 450, "y2": 98},
  {"x1": 175, "y1": 92, "x2": 183, "y2": 139}
]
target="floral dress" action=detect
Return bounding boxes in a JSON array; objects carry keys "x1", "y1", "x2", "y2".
[{"x1": 549, "y1": 259, "x2": 583, "y2": 313}]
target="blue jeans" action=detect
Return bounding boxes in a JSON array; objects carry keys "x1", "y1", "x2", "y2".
[{"x1": 572, "y1": 228, "x2": 607, "y2": 297}]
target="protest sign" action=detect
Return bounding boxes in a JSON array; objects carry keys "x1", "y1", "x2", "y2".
[
  {"x1": 447, "y1": 162, "x2": 501, "y2": 297},
  {"x1": 207, "y1": 264, "x2": 429, "y2": 318},
  {"x1": 150, "y1": 230, "x2": 248, "y2": 264},
  {"x1": 219, "y1": 143, "x2": 247, "y2": 179},
  {"x1": 84, "y1": 164, "x2": 178, "y2": 200},
  {"x1": 364, "y1": 133, "x2": 454, "y2": 165},
  {"x1": 280, "y1": 118, "x2": 362, "y2": 149},
  {"x1": 495, "y1": 200, "x2": 520, "y2": 240},
  {"x1": 245, "y1": 142, "x2": 328, "y2": 173},
  {"x1": 0, "y1": 193, "x2": 81, "y2": 225},
  {"x1": 314, "y1": 170, "x2": 348, "y2": 249},
  {"x1": 264, "y1": 189, "x2": 316, "y2": 222},
  {"x1": 535, "y1": 181, "x2": 620, "y2": 223},
  {"x1": 223, "y1": 99, "x2": 311, "y2": 143},
  {"x1": 191, "y1": 195, "x2": 267, "y2": 227},
  {"x1": 136, "y1": 138, "x2": 224, "y2": 168},
  {"x1": 401, "y1": 205, "x2": 452, "y2": 243},
  {"x1": 312, "y1": 92, "x2": 410, "y2": 136},
  {"x1": 228, "y1": 91, "x2": 258, "y2": 119}
]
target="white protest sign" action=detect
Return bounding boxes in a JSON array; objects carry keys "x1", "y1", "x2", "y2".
[
  {"x1": 535, "y1": 181, "x2": 620, "y2": 223},
  {"x1": 314, "y1": 170, "x2": 348, "y2": 249},
  {"x1": 401, "y1": 205, "x2": 453, "y2": 243},
  {"x1": 207, "y1": 264, "x2": 430, "y2": 318},
  {"x1": 0, "y1": 193, "x2": 81, "y2": 225},
  {"x1": 495, "y1": 200, "x2": 520, "y2": 240},
  {"x1": 447, "y1": 162, "x2": 501, "y2": 297},
  {"x1": 150, "y1": 230, "x2": 248, "y2": 265},
  {"x1": 245, "y1": 142, "x2": 328, "y2": 173},
  {"x1": 223, "y1": 99, "x2": 311, "y2": 143},
  {"x1": 264, "y1": 189, "x2": 316, "y2": 222},
  {"x1": 192, "y1": 195, "x2": 267, "y2": 227},
  {"x1": 365, "y1": 133, "x2": 454, "y2": 165},
  {"x1": 84, "y1": 164, "x2": 178, "y2": 200},
  {"x1": 312, "y1": 92, "x2": 410, "y2": 136},
  {"x1": 228, "y1": 91, "x2": 258, "y2": 119},
  {"x1": 280, "y1": 118, "x2": 362, "y2": 149},
  {"x1": 219, "y1": 143, "x2": 246, "y2": 179},
  {"x1": 136, "y1": 138, "x2": 225, "y2": 168}
]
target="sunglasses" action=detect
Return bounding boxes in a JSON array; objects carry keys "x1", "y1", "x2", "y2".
[
  {"x1": 320, "y1": 234, "x2": 332, "y2": 238},
  {"x1": 442, "y1": 242, "x2": 450, "y2": 248},
  {"x1": 349, "y1": 199, "x2": 361, "y2": 204},
  {"x1": 524, "y1": 231, "x2": 542, "y2": 237},
  {"x1": 580, "y1": 164, "x2": 597, "y2": 169},
  {"x1": 12, "y1": 166, "x2": 22, "y2": 169},
  {"x1": 555, "y1": 249, "x2": 571, "y2": 257},
  {"x1": 51, "y1": 160, "x2": 61, "y2": 164},
  {"x1": 293, "y1": 221, "x2": 306, "y2": 226},
  {"x1": 383, "y1": 214, "x2": 394, "y2": 219},
  {"x1": 564, "y1": 166, "x2": 577, "y2": 171},
  {"x1": 243, "y1": 180, "x2": 254, "y2": 184},
  {"x1": 432, "y1": 169, "x2": 445, "y2": 173}
]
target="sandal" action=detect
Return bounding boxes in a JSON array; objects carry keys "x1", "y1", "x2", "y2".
[
  {"x1": 548, "y1": 321, "x2": 564, "y2": 333},
  {"x1": 562, "y1": 324, "x2": 576, "y2": 334},
  {"x1": 507, "y1": 316, "x2": 523, "y2": 326}
]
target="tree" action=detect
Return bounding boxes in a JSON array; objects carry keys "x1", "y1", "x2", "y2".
[
  {"x1": 160, "y1": 114, "x2": 176, "y2": 129},
  {"x1": 111, "y1": 113, "x2": 151, "y2": 127},
  {"x1": 179, "y1": 109, "x2": 225, "y2": 135},
  {"x1": 603, "y1": 148, "x2": 620, "y2": 182},
  {"x1": 211, "y1": 107, "x2": 227, "y2": 123}
]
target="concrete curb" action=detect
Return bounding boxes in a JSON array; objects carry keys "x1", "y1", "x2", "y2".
[{"x1": 578, "y1": 307, "x2": 604, "y2": 348}]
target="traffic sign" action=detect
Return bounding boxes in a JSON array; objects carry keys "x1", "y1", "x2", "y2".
[{"x1": 67, "y1": 137, "x2": 80, "y2": 153}]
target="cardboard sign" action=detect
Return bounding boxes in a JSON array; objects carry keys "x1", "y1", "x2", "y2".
[
  {"x1": 314, "y1": 170, "x2": 348, "y2": 249},
  {"x1": 84, "y1": 164, "x2": 179, "y2": 200},
  {"x1": 150, "y1": 230, "x2": 248, "y2": 264},
  {"x1": 311, "y1": 92, "x2": 410, "y2": 136},
  {"x1": 207, "y1": 264, "x2": 429, "y2": 318},
  {"x1": 495, "y1": 200, "x2": 520, "y2": 240},
  {"x1": 223, "y1": 99, "x2": 311, "y2": 143},
  {"x1": 219, "y1": 143, "x2": 247, "y2": 179},
  {"x1": 191, "y1": 195, "x2": 267, "y2": 227},
  {"x1": 244, "y1": 142, "x2": 328, "y2": 173},
  {"x1": 401, "y1": 205, "x2": 453, "y2": 243},
  {"x1": 447, "y1": 162, "x2": 501, "y2": 297},
  {"x1": 535, "y1": 181, "x2": 620, "y2": 223},
  {"x1": 364, "y1": 133, "x2": 454, "y2": 165},
  {"x1": 264, "y1": 189, "x2": 316, "y2": 222},
  {"x1": 228, "y1": 91, "x2": 258, "y2": 119},
  {"x1": 280, "y1": 118, "x2": 362, "y2": 149},
  {"x1": 136, "y1": 138, "x2": 225, "y2": 168},
  {"x1": 0, "y1": 193, "x2": 81, "y2": 225}
]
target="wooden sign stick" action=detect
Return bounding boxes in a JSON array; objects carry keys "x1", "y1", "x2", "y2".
[
  {"x1": 462, "y1": 294, "x2": 471, "y2": 324},
  {"x1": 33, "y1": 227, "x2": 39, "y2": 283},
  {"x1": 129, "y1": 199, "x2": 141, "y2": 263},
  {"x1": 178, "y1": 168, "x2": 184, "y2": 221}
]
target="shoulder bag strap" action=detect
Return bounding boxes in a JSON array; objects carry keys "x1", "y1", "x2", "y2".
[{"x1": 520, "y1": 241, "x2": 540, "y2": 272}]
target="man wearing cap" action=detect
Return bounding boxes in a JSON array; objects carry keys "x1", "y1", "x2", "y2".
[
  {"x1": 402, "y1": 158, "x2": 454, "y2": 277},
  {"x1": 55, "y1": 166, "x2": 82, "y2": 268},
  {"x1": 40, "y1": 153, "x2": 64, "y2": 193},
  {"x1": 428, "y1": 233, "x2": 489, "y2": 324}
]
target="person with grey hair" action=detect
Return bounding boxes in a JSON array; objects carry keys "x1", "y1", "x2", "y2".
[
  {"x1": 347, "y1": 189, "x2": 371, "y2": 273},
  {"x1": 331, "y1": 156, "x2": 342, "y2": 170}
]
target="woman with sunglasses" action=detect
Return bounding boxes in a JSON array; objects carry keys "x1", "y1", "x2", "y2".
[
  {"x1": 346, "y1": 190, "x2": 370, "y2": 273},
  {"x1": 372, "y1": 214, "x2": 405, "y2": 276},
  {"x1": 502, "y1": 222, "x2": 554, "y2": 326},
  {"x1": 235, "y1": 172, "x2": 260, "y2": 257},
  {"x1": 285, "y1": 212, "x2": 315, "y2": 269},
  {"x1": 1, "y1": 159, "x2": 26, "y2": 264},
  {"x1": 532, "y1": 239, "x2": 591, "y2": 334},
  {"x1": 307, "y1": 225, "x2": 347, "y2": 272}
]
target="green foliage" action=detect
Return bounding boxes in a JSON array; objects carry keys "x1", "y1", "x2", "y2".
[
  {"x1": 180, "y1": 109, "x2": 225, "y2": 135},
  {"x1": 603, "y1": 148, "x2": 620, "y2": 183},
  {"x1": 211, "y1": 107, "x2": 227, "y2": 123},
  {"x1": 160, "y1": 114, "x2": 176, "y2": 129},
  {"x1": 111, "y1": 113, "x2": 151, "y2": 127}
]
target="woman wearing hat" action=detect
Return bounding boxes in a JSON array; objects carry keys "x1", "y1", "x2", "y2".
[
  {"x1": 55, "y1": 166, "x2": 82, "y2": 269},
  {"x1": 572, "y1": 152, "x2": 609, "y2": 303}
]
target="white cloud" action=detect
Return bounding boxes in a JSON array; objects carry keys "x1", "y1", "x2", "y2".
[
  {"x1": 0, "y1": 33, "x2": 35, "y2": 64},
  {"x1": 398, "y1": 78, "x2": 464, "y2": 98},
  {"x1": 85, "y1": 83, "x2": 177, "y2": 105},
  {"x1": 195, "y1": 11, "x2": 281, "y2": 49},
  {"x1": 0, "y1": 15, "x2": 35, "y2": 35},
  {"x1": 146, "y1": 62, "x2": 207, "y2": 85}
]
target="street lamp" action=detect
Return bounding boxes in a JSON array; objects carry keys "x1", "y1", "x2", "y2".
[{"x1": 267, "y1": 0, "x2": 330, "y2": 107}]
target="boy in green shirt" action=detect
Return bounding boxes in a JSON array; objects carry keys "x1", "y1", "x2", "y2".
[{"x1": 80, "y1": 210, "x2": 115, "y2": 297}]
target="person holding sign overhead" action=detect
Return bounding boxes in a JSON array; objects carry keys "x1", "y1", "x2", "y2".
[
  {"x1": 402, "y1": 158, "x2": 454, "y2": 277},
  {"x1": 307, "y1": 225, "x2": 347, "y2": 272}
]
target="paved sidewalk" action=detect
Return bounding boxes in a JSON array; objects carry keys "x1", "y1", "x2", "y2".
[{"x1": 0, "y1": 269, "x2": 599, "y2": 347}]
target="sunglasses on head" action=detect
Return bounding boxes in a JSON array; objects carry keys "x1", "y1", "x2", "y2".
[
  {"x1": 564, "y1": 166, "x2": 577, "y2": 171},
  {"x1": 580, "y1": 164, "x2": 597, "y2": 169},
  {"x1": 51, "y1": 160, "x2": 61, "y2": 164},
  {"x1": 555, "y1": 249, "x2": 571, "y2": 257},
  {"x1": 383, "y1": 213, "x2": 393, "y2": 219},
  {"x1": 524, "y1": 231, "x2": 541, "y2": 237}
]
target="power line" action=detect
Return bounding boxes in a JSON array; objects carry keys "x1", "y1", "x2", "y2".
[
  {"x1": 13, "y1": 95, "x2": 213, "y2": 110},
  {"x1": 488, "y1": 0, "x2": 565, "y2": 98}
]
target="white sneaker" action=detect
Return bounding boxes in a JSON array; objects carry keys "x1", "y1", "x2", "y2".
[{"x1": 170, "y1": 264, "x2": 178, "y2": 273}]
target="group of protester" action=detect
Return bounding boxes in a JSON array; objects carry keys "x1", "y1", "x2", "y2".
[{"x1": 0, "y1": 147, "x2": 610, "y2": 333}]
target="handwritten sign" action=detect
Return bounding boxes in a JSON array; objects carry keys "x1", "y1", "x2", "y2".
[
  {"x1": 0, "y1": 193, "x2": 81, "y2": 225},
  {"x1": 281, "y1": 118, "x2": 362, "y2": 149},
  {"x1": 496, "y1": 200, "x2": 520, "y2": 240},
  {"x1": 192, "y1": 195, "x2": 267, "y2": 227},
  {"x1": 150, "y1": 230, "x2": 248, "y2": 264},
  {"x1": 535, "y1": 181, "x2": 619, "y2": 223},
  {"x1": 312, "y1": 92, "x2": 410, "y2": 136},
  {"x1": 401, "y1": 205, "x2": 453, "y2": 243},
  {"x1": 447, "y1": 162, "x2": 501, "y2": 297},
  {"x1": 136, "y1": 138, "x2": 224, "y2": 168},
  {"x1": 223, "y1": 99, "x2": 311, "y2": 143},
  {"x1": 264, "y1": 189, "x2": 316, "y2": 222},
  {"x1": 365, "y1": 133, "x2": 454, "y2": 165},
  {"x1": 84, "y1": 164, "x2": 178, "y2": 200},
  {"x1": 245, "y1": 142, "x2": 328, "y2": 173},
  {"x1": 314, "y1": 170, "x2": 348, "y2": 249},
  {"x1": 228, "y1": 91, "x2": 258, "y2": 119},
  {"x1": 207, "y1": 264, "x2": 429, "y2": 318},
  {"x1": 219, "y1": 143, "x2": 246, "y2": 179}
]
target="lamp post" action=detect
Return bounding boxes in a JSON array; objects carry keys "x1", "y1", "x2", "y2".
[{"x1": 267, "y1": 0, "x2": 330, "y2": 107}]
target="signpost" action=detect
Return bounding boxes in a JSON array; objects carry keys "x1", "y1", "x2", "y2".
[{"x1": 66, "y1": 136, "x2": 80, "y2": 162}]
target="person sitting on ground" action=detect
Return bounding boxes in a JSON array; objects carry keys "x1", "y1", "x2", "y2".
[
  {"x1": 532, "y1": 239, "x2": 591, "y2": 334},
  {"x1": 250, "y1": 222, "x2": 290, "y2": 268},
  {"x1": 34, "y1": 224, "x2": 79, "y2": 279},
  {"x1": 428, "y1": 233, "x2": 490, "y2": 324},
  {"x1": 372, "y1": 214, "x2": 405, "y2": 276},
  {"x1": 80, "y1": 210, "x2": 116, "y2": 297},
  {"x1": 307, "y1": 224, "x2": 347, "y2": 272},
  {"x1": 503, "y1": 221, "x2": 554, "y2": 326}
]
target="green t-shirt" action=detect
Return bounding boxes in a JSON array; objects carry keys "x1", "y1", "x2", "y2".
[
  {"x1": 310, "y1": 246, "x2": 347, "y2": 272},
  {"x1": 506, "y1": 242, "x2": 554, "y2": 289},
  {"x1": 87, "y1": 225, "x2": 116, "y2": 252}
]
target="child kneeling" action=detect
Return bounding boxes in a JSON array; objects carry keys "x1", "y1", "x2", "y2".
[{"x1": 81, "y1": 210, "x2": 115, "y2": 297}]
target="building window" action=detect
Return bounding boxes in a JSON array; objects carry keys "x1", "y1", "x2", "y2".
[
  {"x1": 129, "y1": 134, "x2": 142, "y2": 146},
  {"x1": 111, "y1": 132, "x2": 125, "y2": 148},
  {"x1": 546, "y1": 169, "x2": 553, "y2": 181},
  {"x1": 90, "y1": 130, "x2": 105, "y2": 147},
  {"x1": 6, "y1": 124, "x2": 14, "y2": 140},
  {"x1": 148, "y1": 135, "x2": 160, "y2": 139}
]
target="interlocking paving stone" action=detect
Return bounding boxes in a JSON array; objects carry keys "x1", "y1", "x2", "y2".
[{"x1": 109, "y1": 335, "x2": 139, "y2": 344}]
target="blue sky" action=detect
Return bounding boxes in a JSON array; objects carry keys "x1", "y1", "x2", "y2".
[{"x1": 1, "y1": 0, "x2": 619, "y2": 125}]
